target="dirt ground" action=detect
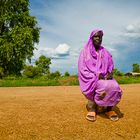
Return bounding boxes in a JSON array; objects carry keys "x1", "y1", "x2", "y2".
[{"x1": 0, "y1": 84, "x2": 140, "y2": 140}]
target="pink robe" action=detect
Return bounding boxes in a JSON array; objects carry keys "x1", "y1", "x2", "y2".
[{"x1": 78, "y1": 29, "x2": 122, "y2": 106}]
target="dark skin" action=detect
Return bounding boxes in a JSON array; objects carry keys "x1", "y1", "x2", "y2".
[
  {"x1": 92, "y1": 31, "x2": 113, "y2": 80},
  {"x1": 92, "y1": 31, "x2": 103, "y2": 51}
]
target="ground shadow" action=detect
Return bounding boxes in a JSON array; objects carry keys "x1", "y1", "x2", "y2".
[
  {"x1": 97, "y1": 105, "x2": 124, "y2": 119},
  {"x1": 113, "y1": 106, "x2": 124, "y2": 118}
]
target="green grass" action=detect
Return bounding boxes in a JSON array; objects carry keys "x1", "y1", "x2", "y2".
[
  {"x1": 0, "y1": 78, "x2": 60, "y2": 87},
  {"x1": 0, "y1": 76, "x2": 140, "y2": 87},
  {"x1": 115, "y1": 76, "x2": 140, "y2": 84}
]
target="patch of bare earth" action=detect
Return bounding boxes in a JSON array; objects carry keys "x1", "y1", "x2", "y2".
[{"x1": 0, "y1": 84, "x2": 140, "y2": 140}]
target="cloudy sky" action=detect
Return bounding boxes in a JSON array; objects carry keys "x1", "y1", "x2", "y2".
[{"x1": 30, "y1": 0, "x2": 140, "y2": 74}]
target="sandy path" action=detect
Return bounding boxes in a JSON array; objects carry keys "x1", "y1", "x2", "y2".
[{"x1": 0, "y1": 84, "x2": 140, "y2": 140}]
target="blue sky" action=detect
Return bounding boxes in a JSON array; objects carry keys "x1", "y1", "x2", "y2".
[{"x1": 29, "y1": 0, "x2": 140, "y2": 74}]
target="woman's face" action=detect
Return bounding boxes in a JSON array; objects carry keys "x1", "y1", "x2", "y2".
[{"x1": 92, "y1": 31, "x2": 103, "y2": 46}]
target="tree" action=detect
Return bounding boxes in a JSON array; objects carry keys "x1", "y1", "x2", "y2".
[
  {"x1": 0, "y1": 0, "x2": 40, "y2": 76},
  {"x1": 35, "y1": 55, "x2": 51, "y2": 75},
  {"x1": 64, "y1": 71, "x2": 70, "y2": 77},
  {"x1": 0, "y1": 67, "x2": 4, "y2": 78},
  {"x1": 132, "y1": 63, "x2": 140, "y2": 73},
  {"x1": 113, "y1": 68, "x2": 124, "y2": 76}
]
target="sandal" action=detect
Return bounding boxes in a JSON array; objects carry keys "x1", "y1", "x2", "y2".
[
  {"x1": 86, "y1": 112, "x2": 96, "y2": 122},
  {"x1": 105, "y1": 111, "x2": 119, "y2": 121}
]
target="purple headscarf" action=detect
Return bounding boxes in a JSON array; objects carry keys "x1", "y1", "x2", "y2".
[{"x1": 78, "y1": 29, "x2": 114, "y2": 100}]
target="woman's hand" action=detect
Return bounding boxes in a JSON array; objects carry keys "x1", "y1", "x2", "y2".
[
  {"x1": 106, "y1": 72, "x2": 113, "y2": 80},
  {"x1": 99, "y1": 73, "x2": 105, "y2": 80}
]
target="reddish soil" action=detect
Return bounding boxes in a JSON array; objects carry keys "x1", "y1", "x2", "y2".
[{"x1": 0, "y1": 84, "x2": 140, "y2": 140}]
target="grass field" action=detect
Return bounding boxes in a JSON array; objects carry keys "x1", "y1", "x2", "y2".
[{"x1": 0, "y1": 76, "x2": 140, "y2": 87}]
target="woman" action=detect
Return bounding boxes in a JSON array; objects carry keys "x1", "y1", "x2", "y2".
[{"x1": 78, "y1": 29, "x2": 122, "y2": 122}]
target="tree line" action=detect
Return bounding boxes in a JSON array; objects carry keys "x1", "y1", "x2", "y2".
[
  {"x1": 22, "y1": 55, "x2": 70, "y2": 78},
  {"x1": 112, "y1": 63, "x2": 140, "y2": 76}
]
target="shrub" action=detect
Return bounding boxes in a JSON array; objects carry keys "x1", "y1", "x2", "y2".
[
  {"x1": 48, "y1": 71, "x2": 61, "y2": 79},
  {"x1": 113, "y1": 68, "x2": 124, "y2": 76},
  {"x1": 22, "y1": 65, "x2": 42, "y2": 78},
  {"x1": 64, "y1": 71, "x2": 70, "y2": 77}
]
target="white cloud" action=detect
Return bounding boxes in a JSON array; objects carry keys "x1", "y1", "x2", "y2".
[
  {"x1": 124, "y1": 22, "x2": 140, "y2": 38},
  {"x1": 55, "y1": 43, "x2": 70, "y2": 56},
  {"x1": 126, "y1": 25, "x2": 135, "y2": 32},
  {"x1": 33, "y1": 43, "x2": 71, "y2": 59}
]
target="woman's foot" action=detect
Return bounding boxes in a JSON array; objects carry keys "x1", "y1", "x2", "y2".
[
  {"x1": 86, "y1": 111, "x2": 96, "y2": 122},
  {"x1": 105, "y1": 111, "x2": 119, "y2": 121}
]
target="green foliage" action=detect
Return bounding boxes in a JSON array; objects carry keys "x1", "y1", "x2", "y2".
[
  {"x1": 69, "y1": 79, "x2": 79, "y2": 85},
  {"x1": 0, "y1": 78, "x2": 60, "y2": 87},
  {"x1": 0, "y1": 0, "x2": 40, "y2": 76},
  {"x1": 48, "y1": 71, "x2": 61, "y2": 79},
  {"x1": 3, "y1": 74, "x2": 21, "y2": 80},
  {"x1": 113, "y1": 68, "x2": 124, "y2": 76},
  {"x1": 22, "y1": 56, "x2": 51, "y2": 78},
  {"x1": 22, "y1": 65, "x2": 41, "y2": 78},
  {"x1": 1, "y1": 75, "x2": 140, "y2": 87},
  {"x1": 35, "y1": 55, "x2": 51, "y2": 75},
  {"x1": 0, "y1": 67, "x2": 4, "y2": 78},
  {"x1": 132, "y1": 63, "x2": 140, "y2": 72},
  {"x1": 64, "y1": 71, "x2": 70, "y2": 77},
  {"x1": 114, "y1": 76, "x2": 140, "y2": 84}
]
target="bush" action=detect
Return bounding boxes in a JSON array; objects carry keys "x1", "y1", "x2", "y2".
[
  {"x1": 22, "y1": 65, "x2": 42, "y2": 78},
  {"x1": 64, "y1": 71, "x2": 70, "y2": 77},
  {"x1": 113, "y1": 69, "x2": 124, "y2": 76},
  {"x1": 48, "y1": 71, "x2": 61, "y2": 79}
]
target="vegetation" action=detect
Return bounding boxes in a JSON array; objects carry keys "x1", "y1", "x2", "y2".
[
  {"x1": 113, "y1": 68, "x2": 124, "y2": 76},
  {"x1": 35, "y1": 55, "x2": 51, "y2": 75},
  {"x1": 132, "y1": 63, "x2": 140, "y2": 72},
  {"x1": 114, "y1": 76, "x2": 140, "y2": 84},
  {"x1": 1, "y1": 75, "x2": 140, "y2": 87},
  {"x1": 0, "y1": 0, "x2": 40, "y2": 76},
  {"x1": 64, "y1": 71, "x2": 70, "y2": 77},
  {"x1": 22, "y1": 65, "x2": 42, "y2": 78},
  {"x1": 48, "y1": 71, "x2": 61, "y2": 79},
  {"x1": 23, "y1": 55, "x2": 51, "y2": 78}
]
